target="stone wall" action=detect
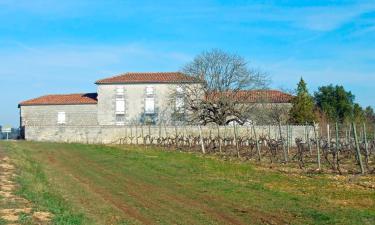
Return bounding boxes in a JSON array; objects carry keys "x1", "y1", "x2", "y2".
[
  {"x1": 20, "y1": 104, "x2": 98, "y2": 126},
  {"x1": 24, "y1": 124, "x2": 316, "y2": 146}
]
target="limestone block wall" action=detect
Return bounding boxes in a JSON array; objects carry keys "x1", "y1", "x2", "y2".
[
  {"x1": 24, "y1": 124, "x2": 316, "y2": 146},
  {"x1": 20, "y1": 104, "x2": 98, "y2": 126}
]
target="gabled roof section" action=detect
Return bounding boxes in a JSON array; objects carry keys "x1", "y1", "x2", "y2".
[
  {"x1": 19, "y1": 93, "x2": 98, "y2": 106},
  {"x1": 207, "y1": 90, "x2": 294, "y2": 103},
  {"x1": 96, "y1": 72, "x2": 203, "y2": 84}
]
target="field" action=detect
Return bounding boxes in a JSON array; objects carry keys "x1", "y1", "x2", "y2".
[{"x1": 0, "y1": 141, "x2": 374, "y2": 225}]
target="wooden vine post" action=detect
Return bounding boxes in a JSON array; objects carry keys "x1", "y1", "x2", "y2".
[
  {"x1": 268, "y1": 125, "x2": 271, "y2": 139},
  {"x1": 327, "y1": 124, "x2": 330, "y2": 150},
  {"x1": 352, "y1": 122, "x2": 365, "y2": 174},
  {"x1": 124, "y1": 126, "x2": 128, "y2": 144},
  {"x1": 135, "y1": 124, "x2": 139, "y2": 145},
  {"x1": 306, "y1": 123, "x2": 312, "y2": 155},
  {"x1": 335, "y1": 122, "x2": 340, "y2": 170},
  {"x1": 286, "y1": 125, "x2": 290, "y2": 154},
  {"x1": 313, "y1": 121, "x2": 321, "y2": 170},
  {"x1": 175, "y1": 125, "x2": 178, "y2": 147},
  {"x1": 148, "y1": 125, "x2": 151, "y2": 144},
  {"x1": 198, "y1": 125, "x2": 206, "y2": 154},
  {"x1": 141, "y1": 125, "x2": 144, "y2": 145},
  {"x1": 233, "y1": 123, "x2": 240, "y2": 158},
  {"x1": 363, "y1": 123, "x2": 369, "y2": 169},
  {"x1": 217, "y1": 124, "x2": 222, "y2": 153},
  {"x1": 253, "y1": 125, "x2": 261, "y2": 161},
  {"x1": 348, "y1": 123, "x2": 352, "y2": 144},
  {"x1": 279, "y1": 122, "x2": 288, "y2": 163},
  {"x1": 130, "y1": 125, "x2": 133, "y2": 144},
  {"x1": 363, "y1": 123, "x2": 369, "y2": 158},
  {"x1": 158, "y1": 122, "x2": 162, "y2": 140}
]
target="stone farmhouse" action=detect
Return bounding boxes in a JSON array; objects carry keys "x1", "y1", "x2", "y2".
[{"x1": 19, "y1": 72, "x2": 293, "y2": 142}]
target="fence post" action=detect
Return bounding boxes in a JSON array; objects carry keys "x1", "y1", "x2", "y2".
[
  {"x1": 313, "y1": 121, "x2": 321, "y2": 170},
  {"x1": 352, "y1": 122, "x2": 365, "y2": 174},
  {"x1": 198, "y1": 125, "x2": 206, "y2": 154}
]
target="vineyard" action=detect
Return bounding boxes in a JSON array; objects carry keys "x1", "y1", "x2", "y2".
[{"x1": 114, "y1": 122, "x2": 375, "y2": 175}]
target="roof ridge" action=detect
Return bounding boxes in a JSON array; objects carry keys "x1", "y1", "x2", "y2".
[
  {"x1": 44, "y1": 92, "x2": 95, "y2": 96},
  {"x1": 126, "y1": 71, "x2": 182, "y2": 74},
  {"x1": 19, "y1": 93, "x2": 98, "y2": 106},
  {"x1": 96, "y1": 71, "x2": 202, "y2": 84}
]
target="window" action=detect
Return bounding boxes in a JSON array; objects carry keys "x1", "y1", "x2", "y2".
[
  {"x1": 116, "y1": 99, "x2": 125, "y2": 114},
  {"x1": 176, "y1": 97, "x2": 184, "y2": 110},
  {"x1": 116, "y1": 87, "x2": 124, "y2": 95},
  {"x1": 115, "y1": 87, "x2": 125, "y2": 114},
  {"x1": 146, "y1": 86, "x2": 154, "y2": 96},
  {"x1": 116, "y1": 114, "x2": 125, "y2": 125},
  {"x1": 57, "y1": 112, "x2": 66, "y2": 124},
  {"x1": 145, "y1": 97, "x2": 155, "y2": 114},
  {"x1": 116, "y1": 87, "x2": 124, "y2": 99},
  {"x1": 176, "y1": 86, "x2": 183, "y2": 94},
  {"x1": 175, "y1": 86, "x2": 184, "y2": 111}
]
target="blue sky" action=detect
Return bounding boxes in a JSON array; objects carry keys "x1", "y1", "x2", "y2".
[{"x1": 0, "y1": 0, "x2": 374, "y2": 126}]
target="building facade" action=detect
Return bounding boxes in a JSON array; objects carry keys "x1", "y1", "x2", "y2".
[{"x1": 19, "y1": 72, "x2": 293, "y2": 142}]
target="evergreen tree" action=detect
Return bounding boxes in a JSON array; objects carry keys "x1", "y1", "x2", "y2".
[
  {"x1": 352, "y1": 103, "x2": 365, "y2": 124},
  {"x1": 314, "y1": 85, "x2": 354, "y2": 123},
  {"x1": 289, "y1": 78, "x2": 316, "y2": 124},
  {"x1": 364, "y1": 106, "x2": 375, "y2": 124}
]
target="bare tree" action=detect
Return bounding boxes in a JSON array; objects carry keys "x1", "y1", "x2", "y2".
[
  {"x1": 174, "y1": 49, "x2": 268, "y2": 125},
  {"x1": 248, "y1": 103, "x2": 291, "y2": 124}
]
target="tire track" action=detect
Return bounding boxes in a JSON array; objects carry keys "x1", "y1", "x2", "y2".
[{"x1": 0, "y1": 151, "x2": 53, "y2": 224}]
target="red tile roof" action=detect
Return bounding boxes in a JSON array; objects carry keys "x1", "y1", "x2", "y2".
[
  {"x1": 19, "y1": 93, "x2": 98, "y2": 106},
  {"x1": 96, "y1": 72, "x2": 202, "y2": 84},
  {"x1": 207, "y1": 90, "x2": 294, "y2": 103}
]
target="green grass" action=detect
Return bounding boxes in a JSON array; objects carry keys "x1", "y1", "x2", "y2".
[{"x1": 0, "y1": 141, "x2": 374, "y2": 225}]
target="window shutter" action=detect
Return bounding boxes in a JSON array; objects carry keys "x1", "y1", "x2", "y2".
[
  {"x1": 176, "y1": 97, "x2": 184, "y2": 110},
  {"x1": 116, "y1": 99, "x2": 125, "y2": 114},
  {"x1": 146, "y1": 86, "x2": 154, "y2": 96},
  {"x1": 116, "y1": 87, "x2": 124, "y2": 95},
  {"x1": 176, "y1": 86, "x2": 183, "y2": 94},
  {"x1": 57, "y1": 112, "x2": 66, "y2": 124},
  {"x1": 145, "y1": 97, "x2": 155, "y2": 114}
]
